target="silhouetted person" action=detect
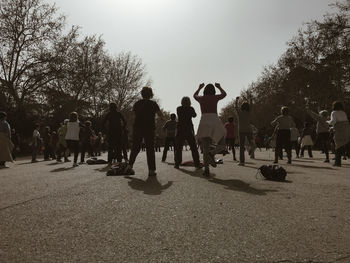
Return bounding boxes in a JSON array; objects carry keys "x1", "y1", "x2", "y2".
[
  {"x1": 194, "y1": 83, "x2": 226, "y2": 176},
  {"x1": 162, "y1": 113, "x2": 177, "y2": 162},
  {"x1": 327, "y1": 101, "x2": 350, "y2": 167},
  {"x1": 290, "y1": 126, "x2": 300, "y2": 158},
  {"x1": 307, "y1": 108, "x2": 330, "y2": 162},
  {"x1": 126, "y1": 87, "x2": 163, "y2": 176},
  {"x1": 271, "y1": 106, "x2": 295, "y2": 164},
  {"x1": 11, "y1": 128, "x2": 20, "y2": 160},
  {"x1": 80, "y1": 120, "x2": 95, "y2": 163},
  {"x1": 121, "y1": 125, "x2": 129, "y2": 162},
  {"x1": 65, "y1": 112, "x2": 81, "y2": 167},
  {"x1": 43, "y1": 126, "x2": 52, "y2": 160},
  {"x1": 174, "y1": 97, "x2": 200, "y2": 169},
  {"x1": 234, "y1": 97, "x2": 253, "y2": 166},
  {"x1": 224, "y1": 117, "x2": 237, "y2": 161},
  {"x1": 0, "y1": 111, "x2": 13, "y2": 168},
  {"x1": 103, "y1": 102, "x2": 126, "y2": 165},
  {"x1": 300, "y1": 122, "x2": 314, "y2": 158}
]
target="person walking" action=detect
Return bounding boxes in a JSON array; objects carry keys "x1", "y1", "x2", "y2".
[
  {"x1": 224, "y1": 117, "x2": 237, "y2": 161},
  {"x1": 0, "y1": 112, "x2": 13, "y2": 168},
  {"x1": 306, "y1": 108, "x2": 330, "y2": 162},
  {"x1": 65, "y1": 112, "x2": 81, "y2": 167},
  {"x1": 271, "y1": 106, "x2": 295, "y2": 164},
  {"x1": 194, "y1": 83, "x2": 226, "y2": 176},
  {"x1": 103, "y1": 103, "x2": 126, "y2": 166},
  {"x1": 161, "y1": 113, "x2": 177, "y2": 162},
  {"x1": 126, "y1": 87, "x2": 163, "y2": 176},
  {"x1": 327, "y1": 101, "x2": 350, "y2": 167},
  {"x1": 234, "y1": 97, "x2": 253, "y2": 166},
  {"x1": 174, "y1": 96, "x2": 201, "y2": 169}
]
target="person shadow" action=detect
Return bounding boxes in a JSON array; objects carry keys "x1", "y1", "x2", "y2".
[
  {"x1": 125, "y1": 176, "x2": 173, "y2": 195},
  {"x1": 178, "y1": 168, "x2": 277, "y2": 196},
  {"x1": 50, "y1": 166, "x2": 75, "y2": 173}
]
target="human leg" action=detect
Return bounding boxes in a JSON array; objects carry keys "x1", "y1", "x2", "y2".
[{"x1": 144, "y1": 129, "x2": 156, "y2": 173}]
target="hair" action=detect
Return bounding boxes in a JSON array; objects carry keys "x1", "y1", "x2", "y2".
[
  {"x1": 170, "y1": 113, "x2": 176, "y2": 120},
  {"x1": 240, "y1": 102, "x2": 250, "y2": 112},
  {"x1": 64, "y1": 119, "x2": 69, "y2": 124},
  {"x1": 319, "y1": 110, "x2": 328, "y2": 117},
  {"x1": 34, "y1": 123, "x2": 40, "y2": 129},
  {"x1": 332, "y1": 101, "x2": 344, "y2": 111},
  {"x1": 85, "y1": 120, "x2": 92, "y2": 127},
  {"x1": 69, "y1": 112, "x2": 78, "y2": 122},
  {"x1": 45, "y1": 126, "x2": 50, "y2": 131},
  {"x1": 141, "y1": 86, "x2": 154, "y2": 99},
  {"x1": 203, "y1": 84, "x2": 215, "y2": 95},
  {"x1": 109, "y1": 102, "x2": 117, "y2": 112},
  {"x1": 181, "y1": 96, "x2": 191, "y2": 107},
  {"x1": 228, "y1": 117, "x2": 234, "y2": 123},
  {"x1": 281, "y1": 106, "x2": 289, "y2": 116},
  {"x1": 0, "y1": 111, "x2": 7, "y2": 119}
]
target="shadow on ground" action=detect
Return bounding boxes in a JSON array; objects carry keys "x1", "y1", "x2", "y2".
[
  {"x1": 125, "y1": 176, "x2": 173, "y2": 195},
  {"x1": 50, "y1": 167, "x2": 75, "y2": 172}
]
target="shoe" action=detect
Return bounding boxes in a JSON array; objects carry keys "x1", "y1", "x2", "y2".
[
  {"x1": 64, "y1": 158, "x2": 70, "y2": 162},
  {"x1": 208, "y1": 153, "x2": 217, "y2": 168},
  {"x1": 31, "y1": 160, "x2": 38, "y2": 163},
  {"x1": 79, "y1": 161, "x2": 85, "y2": 164},
  {"x1": 233, "y1": 158, "x2": 237, "y2": 161},
  {"x1": 238, "y1": 162, "x2": 245, "y2": 166},
  {"x1": 324, "y1": 159, "x2": 330, "y2": 163},
  {"x1": 73, "y1": 162, "x2": 79, "y2": 167},
  {"x1": 148, "y1": 170, "x2": 157, "y2": 176},
  {"x1": 203, "y1": 169, "x2": 210, "y2": 177},
  {"x1": 174, "y1": 164, "x2": 179, "y2": 169}
]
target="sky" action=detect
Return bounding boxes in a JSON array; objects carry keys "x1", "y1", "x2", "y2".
[{"x1": 47, "y1": 0, "x2": 334, "y2": 126}]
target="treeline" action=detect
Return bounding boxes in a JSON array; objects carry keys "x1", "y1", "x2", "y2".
[
  {"x1": 0, "y1": 0, "x2": 170, "y2": 137},
  {"x1": 221, "y1": 1, "x2": 350, "y2": 132}
]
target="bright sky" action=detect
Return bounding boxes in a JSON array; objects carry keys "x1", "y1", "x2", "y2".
[{"x1": 48, "y1": 0, "x2": 333, "y2": 126}]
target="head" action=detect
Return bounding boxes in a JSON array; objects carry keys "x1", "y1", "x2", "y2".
[
  {"x1": 319, "y1": 110, "x2": 328, "y2": 118},
  {"x1": 240, "y1": 102, "x2": 250, "y2": 112},
  {"x1": 181, "y1": 96, "x2": 191, "y2": 107},
  {"x1": 11, "y1": 128, "x2": 15, "y2": 134},
  {"x1": 0, "y1": 111, "x2": 7, "y2": 120},
  {"x1": 228, "y1": 117, "x2": 234, "y2": 123},
  {"x1": 69, "y1": 112, "x2": 78, "y2": 122},
  {"x1": 203, "y1": 84, "x2": 215, "y2": 95},
  {"x1": 109, "y1": 102, "x2": 117, "y2": 112},
  {"x1": 85, "y1": 120, "x2": 92, "y2": 127},
  {"x1": 64, "y1": 119, "x2": 69, "y2": 125},
  {"x1": 141, "y1": 86, "x2": 154, "y2": 99},
  {"x1": 281, "y1": 106, "x2": 289, "y2": 116},
  {"x1": 332, "y1": 101, "x2": 344, "y2": 111},
  {"x1": 34, "y1": 123, "x2": 40, "y2": 130},
  {"x1": 45, "y1": 126, "x2": 50, "y2": 132},
  {"x1": 170, "y1": 113, "x2": 176, "y2": 121}
]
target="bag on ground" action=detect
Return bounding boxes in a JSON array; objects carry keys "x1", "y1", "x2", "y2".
[{"x1": 258, "y1": 165, "x2": 287, "y2": 181}]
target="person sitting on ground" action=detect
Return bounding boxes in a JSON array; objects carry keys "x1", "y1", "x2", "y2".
[
  {"x1": 0, "y1": 111, "x2": 13, "y2": 168},
  {"x1": 162, "y1": 113, "x2": 177, "y2": 162},
  {"x1": 224, "y1": 117, "x2": 237, "y2": 161},
  {"x1": 126, "y1": 87, "x2": 163, "y2": 176},
  {"x1": 234, "y1": 97, "x2": 254, "y2": 166},
  {"x1": 194, "y1": 83, "x2": 227, "y2": 176},
  {"x1": 271, "y1": 106, "x2": 295, "y2": 164},
  {"x1": 300, "y1": 122, "x2": 314, "y2": 158},
  {"x1": 327, "y1": 101, "x2": 350, "y2": 167},
  {"x1": 65, "y1": 112, "x2": 82, "y2": 167},
  {"x1": 174, "y1": 96, "x2": 201, "y2": 169},
  {"x1": 306, "y1": 108, "x2": 330, "y2": 162}
]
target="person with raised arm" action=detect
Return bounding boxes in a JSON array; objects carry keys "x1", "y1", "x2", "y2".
[{"x1": 194, "y1": 83, "x2": 226, "y2": 176}]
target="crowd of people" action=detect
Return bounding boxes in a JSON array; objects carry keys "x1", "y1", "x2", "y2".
[{"x1": 1, "y1": 85, "x2": 350, "y2": 176}]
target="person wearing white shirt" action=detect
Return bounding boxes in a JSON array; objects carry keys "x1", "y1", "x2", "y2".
[
  {"x1": 327, "y1": 101, "x2": 350, "y2": 166},
  {"x1": 65, "y1": 112, "x2": 81, "y2": 167}
]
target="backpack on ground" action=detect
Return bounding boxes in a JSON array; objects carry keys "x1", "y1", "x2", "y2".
[
  {"x1": 106, "y1": 162, "x2": 134, "y2": 176},
  {"x1": 258, "y1": 165, "x2": 287, "y2": 182},
  {"x1": 86, "y1": 157, "x2": 108, "y2": 165}
]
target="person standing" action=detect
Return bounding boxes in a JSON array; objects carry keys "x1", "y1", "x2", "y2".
[
  {"x1": 0, "y1": 112, "x2": 13, "y2": 168},
  {"x1": 306, "y1": 108, "x2": 330, "y2": 162},
  {"x1": 194, "y1": 83, "x2": 226, "y2": 176},
  {"x1": 126, "y1": 87, "x2": 162, "y2": 176},
  {"x1": 290, "y1": 125, "x2": 300, "y2": 158},
  {"x1": 327, "y1": 101, "x2": 350, "y2": 167},
  {"x1": 65, "y1": 112, "x2": 81, "y2": 167},
  {"x1": 11, "y1": 128, "x2": 20, "y2": 161},
  {"x1": 56, "y1": 120, "x2": 69, "y2": 162},
  {"x1": 174, "y1": 96, "x2": 201, "y2": 169},
  {"x1": 161, "y1": 113, "x2": 177, "y2": 162},
  {"x1": 103, "y1": 103, "x2": 126, "y2": 165},
  {"x1": 43, "y1": 126, "x2": 52, "y2": 161},
  {"x1": 300, "y1": 122, "x2": 314, "y2": 158},
  {"x1": 80, "y1": 120, "x2": 95, "y2": 163},
  {"x1": 31, "y1": 124, "x2": 41, "y2": 163},
  {"x1": 234, "y1": 97, "x2": 253, "y2": 166},
  {"x1": 271, "y1": 106, "x2": 295, "y2": 164},
  {"x1": 224, "y1": 117, "x2": 237, "y2": 161}
]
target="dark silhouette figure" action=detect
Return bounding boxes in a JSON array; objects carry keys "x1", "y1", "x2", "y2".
[
  {"x1": 162, "y1": 113, "x2": 177, "y2": 162},
  {"x1": 224, "y1": 117, "x2": 237, "y2": 161}
]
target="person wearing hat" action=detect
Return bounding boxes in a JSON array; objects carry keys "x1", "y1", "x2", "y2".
[
  {"x1": 0, "y1": 111, "x2": 14, "y2": 168},
  {"x1": 306, "y1": 107, "x2": 330, "y2": 162}
]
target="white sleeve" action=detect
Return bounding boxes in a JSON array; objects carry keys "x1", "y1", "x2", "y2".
[{"x1": 328, "y1": 111, "x2": 336, "y2": 126}]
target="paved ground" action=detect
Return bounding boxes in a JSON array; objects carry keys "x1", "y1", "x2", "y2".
[{"x1": 0, "y1": 149, "x2": 349, "y2": 263}]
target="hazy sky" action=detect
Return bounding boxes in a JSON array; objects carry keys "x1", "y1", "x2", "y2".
[{"x1": 48, "y1": 0, "x2": 333, "y2": 125}]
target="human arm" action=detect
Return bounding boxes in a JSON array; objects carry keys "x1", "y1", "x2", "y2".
[
  {"x1": 214, "y1": 83, "x2": 227, "y2": 99},
  {"x1": 193, "y1": 83, "x2": 205, "y2": 101},
  {"x1": 306, "y1": 108, "x2": 321, "y2": 122},
  {"x1": 191, "y1": 107, "x2": 197, "y2": 118},
  {"x1": 271, "y1": 116, "x2": 280, "y2": 127},
  {"x1": 327, "y1": 111, "x2": 336, "y2": 126}
]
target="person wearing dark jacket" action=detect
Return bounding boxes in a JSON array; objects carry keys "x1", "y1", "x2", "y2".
[
  {"x1": 162, "y1": 113, "x2": 177, "y2": 162},
  {"x1": 80, "y1": 120, "x2": 95, "y2": 163},
  {"x1": 103, "y1": 103, "x2": 126, "y2": 165},
  {"x1": 300, "y1": 122, "x2": 314, "y2": 158},
  {"x1": 174, "y1": 97, "x2": 201, "y2": 169}
]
